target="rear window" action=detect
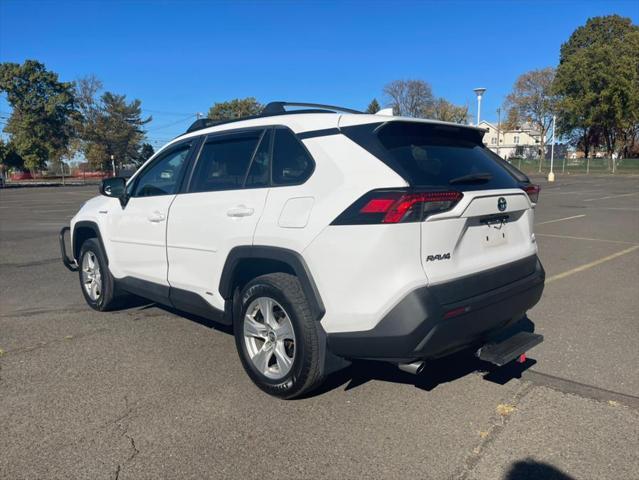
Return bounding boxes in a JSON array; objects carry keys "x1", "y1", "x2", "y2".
[{"x1": 345, "y1": 121, "x2": 521, "y2": 190}]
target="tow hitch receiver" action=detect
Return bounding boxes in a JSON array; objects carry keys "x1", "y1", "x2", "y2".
[{"x1": 476, "y1": 332, "x2": 543, "y2": 366}]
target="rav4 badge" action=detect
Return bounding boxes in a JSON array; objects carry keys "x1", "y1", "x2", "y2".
[{"x1": 426, "y1": 253, "x2": 451, "y2": 262}]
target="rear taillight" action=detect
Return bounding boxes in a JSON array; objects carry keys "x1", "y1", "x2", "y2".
[
  {"x1": 523, "y1": 184, "x2": 540, "y2": 204},
  {"x1": 331, "y1": 189, "x2": 463, "y2": 225}
]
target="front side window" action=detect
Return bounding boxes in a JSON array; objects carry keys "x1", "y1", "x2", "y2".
[
  {"x1": 132, "y1": 143, "x2": 191, "y2": 197},
  {"x1": 272, "y1": 128, "x2": 314, "y2": 186},
  {"x1": 189, "y1": 131, "x2": 262, "y2": 193}
]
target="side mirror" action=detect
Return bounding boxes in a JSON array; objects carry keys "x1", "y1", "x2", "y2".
[{"x1": 100, "y1": 177, "x2": 127, "y2": 205}]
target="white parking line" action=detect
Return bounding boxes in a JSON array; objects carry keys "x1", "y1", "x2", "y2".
[
  {"x1": 536, "y1": 214, "x2": 586, "y2": 225},
  {"x1": 547, "y1": 245, "x2": 639, "y2": 283},
  {"x1": 583, "y1": 192, "x2": 639, "y2": 202},
  {"x1": 536, "y1": 233, "x2": 638, "y2": 245}
]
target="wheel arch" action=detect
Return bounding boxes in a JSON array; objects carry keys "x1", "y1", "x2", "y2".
[
  {"x1": 73, "y1": 221, "x2": 108, "y2": 263},
  {"x1": 219, "y1": 246, "x2": 325, "y2": 322}
]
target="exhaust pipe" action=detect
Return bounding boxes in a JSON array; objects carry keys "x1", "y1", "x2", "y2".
[{"x1": 398, "y1": 360, "x2": 425, "y2": 375}]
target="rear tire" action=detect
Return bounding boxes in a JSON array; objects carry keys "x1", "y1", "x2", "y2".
[
  {"x1": 78, "y1": 238, "x2": 118, "y2": 311},
  {"x1": 234, "y1": 273, "x2": 325, "y2": 399}
]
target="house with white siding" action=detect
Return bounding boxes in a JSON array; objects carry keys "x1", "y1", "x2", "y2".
[{"x1": 479, "y1": 120, "x2": 543, "y2": 159}]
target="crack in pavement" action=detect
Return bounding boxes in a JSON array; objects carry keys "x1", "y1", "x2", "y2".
[
  {"x1": 522, "y1": 369, "x2": 639, "y2": 410},
  {"x1": 0, "y1": 305, "x2": 88, "y2": 318},
  {"x1": 113, "y1": 396, "x2": 141, "y2": 480},
  {"x1": 0, "y1": 258, "x2": 61, "y2": 268},
  {"x1": 0, "y1": 328, "x2": 108, "y2": 356},
  {"x1": 453, "y1": 381, "x2": 535, "y2": 480}
]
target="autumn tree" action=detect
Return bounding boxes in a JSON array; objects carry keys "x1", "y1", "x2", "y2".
[
  {"x1": 74, "y1": 76, "x2": 152, "y2": 169},
  {"x1": 383, "y1": 80, "x2": 434, "y2": 117},
  {"x1": 208, "y1": 97, "x2": 262, "y2": 120},
  {"x1": 429, "y1": 98, "x2": 469, "y2": 124},
  {"x1": 505, "y1": 67, "x2": 557, "y2": 171}
]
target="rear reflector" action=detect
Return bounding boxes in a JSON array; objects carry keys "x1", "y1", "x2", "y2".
[
  {"x1": 332, "y1": 189, "x2": 463, "y2": 225},
  {"x1": 443, "y1": 306, "x2": 470, "y2": 319},
  {"x1": 523, "y1": 184, "x2": 540, "y2": 204}
]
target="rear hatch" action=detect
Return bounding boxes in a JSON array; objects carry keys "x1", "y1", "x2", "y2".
[{"x1": 341, "y1": 119, "x2": 538, "y2": 289}]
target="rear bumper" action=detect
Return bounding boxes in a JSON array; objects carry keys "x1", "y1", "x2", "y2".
[{"x1": 327, "y1": 255, "x2": 545, "y2": 362}]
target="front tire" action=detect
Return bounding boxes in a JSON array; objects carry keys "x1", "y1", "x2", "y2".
[
  {"x1": 234, "y1": 273, "x2": 325, "y2": 399},
  {"x1": 78, "y1": 238, "x2": 118, "y2": 311}
]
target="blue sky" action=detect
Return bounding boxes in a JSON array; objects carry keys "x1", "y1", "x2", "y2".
[{"x1": 1, "y1": 0, "x2": 637, "y2": 147}]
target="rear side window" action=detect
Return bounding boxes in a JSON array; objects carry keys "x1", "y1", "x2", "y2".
[
  {"x1": 346, "y1": 121, "x2": 520, "y2": 190},
  {"x1": 189, "y1": 131, "x2": 261, "y2": 192},
  {"x1": 245, "y1": 129, "x2": 271, "y2": 188},
  {"x1": 272, "y1": 128, "x2": 314, "y2": 186}
]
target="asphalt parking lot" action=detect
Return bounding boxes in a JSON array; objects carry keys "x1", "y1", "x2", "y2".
[{"x1": 1, "y1": 175, "x2": 638, "y2": 480}]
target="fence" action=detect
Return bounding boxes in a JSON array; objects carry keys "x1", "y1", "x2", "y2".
[{"x1": 510, "y1": 157, "x2": 639, "y2": 175}]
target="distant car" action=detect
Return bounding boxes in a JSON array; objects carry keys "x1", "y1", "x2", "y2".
[{"x1": 60, "y1": 102, "x2": 545, "y2": 399}]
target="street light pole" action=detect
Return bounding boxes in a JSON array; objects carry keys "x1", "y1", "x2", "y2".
[
  {"x1": 548, "y1": 115, "x2": 556, "y2": 182},
  {"x1": 473, "y1": 88, "x2": 486, "y2": 126},
  {"x1": 496, "y1": 107, "x2": 501, "y2": 157}
]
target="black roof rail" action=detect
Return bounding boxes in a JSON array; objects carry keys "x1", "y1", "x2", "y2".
[
  {"x1": 261, "y1": 102, "x2": 363, "y2": 115},
  {"x1": 184, "y1": 101, "x2": 362, "y2": 135}
]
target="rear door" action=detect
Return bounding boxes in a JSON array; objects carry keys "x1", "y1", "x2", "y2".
[
  {"x1": 166, "y1": 128, "x2": 270, "y2": 310},
  {"x1": 372, "y1": 121, "x2": 537, "y2": 285}
]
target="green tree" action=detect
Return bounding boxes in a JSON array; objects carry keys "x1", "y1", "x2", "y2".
[
  {"x1": 505, "y1": 67, "x2": 557, "y2": 171},
  {"x1": 208, "y1": 97, "x2": 262, "y2": 120},
  {"x1": 383, "y1": 79, "x2": 434, "y2": 117},
  {"x1": 428, "y1": 98, "x2": 469, "y2": 124},
  {"x1": 138, "y1": 143, "x2": 155, "y2": 163},
  {"x1": 74, "y1": 76, "x2": 151, "y2": 170},
  {"x1": 0, "y1": 139, "x2": 25, "y2": 172},
  {"x1": 554, "y1": 15, "x2": 639, "y2": 170},
  {"x1": 365, "y1": 98, "x2": 381, "y2": 114},
  {"x1": 0, "y1": 60, "x2": 76, "y2": 172}
]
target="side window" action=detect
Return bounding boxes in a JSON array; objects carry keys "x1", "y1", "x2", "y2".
[
  {"x1": 244, "y1": 130, "x2": 271, "y2": 188},
  {"x1": 272, "y1": 128, "x2": 314, "y2": 186},
  {"x1": 189, "y1": 131, "x2": 261, "y2": 193},
  {"x1": 132, "y1": 144, "x2": 191, "y2": 197}
]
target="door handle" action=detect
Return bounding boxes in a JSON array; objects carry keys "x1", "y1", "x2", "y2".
[
  {"x1": 148, "y1": 211, "x2": 166, "y2": 223},
  {"x1": 227, "y1": 205, "x2": 255, "y2": 218}
]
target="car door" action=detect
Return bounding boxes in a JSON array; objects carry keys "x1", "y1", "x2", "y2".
[
  {"x1": 105, "y1": 141, "x2": 193, "y2": 287},
  {"x1": 166, "y1": 128, "x2": 270, "y2": 311}
]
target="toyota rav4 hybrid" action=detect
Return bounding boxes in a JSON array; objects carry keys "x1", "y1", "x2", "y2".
[{"x1": 60, "y1": 102, "x2": 545, "y2": 399}]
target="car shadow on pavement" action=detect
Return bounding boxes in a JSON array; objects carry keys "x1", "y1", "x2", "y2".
[
  {"x1": 505, "y1": 459, "x2": 576, "y2": 480},
  {"x1": 309, "y1": 352, "x2": 537, "y2": 398},
  {"x1": 130, "y1": 300, "x2": 538, "y2": 397}
]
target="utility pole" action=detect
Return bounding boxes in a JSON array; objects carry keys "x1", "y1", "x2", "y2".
[{"x1": 548, "y1": 115, "x2": 556, "y2": 182}]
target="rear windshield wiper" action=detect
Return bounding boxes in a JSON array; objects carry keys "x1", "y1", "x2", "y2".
[{"x1": 449, "y1": 172, "x2": 493, "y2": 185}]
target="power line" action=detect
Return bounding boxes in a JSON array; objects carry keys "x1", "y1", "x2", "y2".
[{"x1": 146, "y1": 114, "x2": 196, "y2": 132}]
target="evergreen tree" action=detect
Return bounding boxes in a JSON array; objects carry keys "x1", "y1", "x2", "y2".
[{"x1": 365, "y1": 98, "x2": 381, "y2": 114}]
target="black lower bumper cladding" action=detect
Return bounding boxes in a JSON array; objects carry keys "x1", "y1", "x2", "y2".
[{"x1": 327, "y1": 255, "x2": 545, "y2": 362}]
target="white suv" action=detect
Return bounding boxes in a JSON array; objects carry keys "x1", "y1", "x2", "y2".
[{"x1": 60, "y1": 102, "x2": 545, "y2": 398}]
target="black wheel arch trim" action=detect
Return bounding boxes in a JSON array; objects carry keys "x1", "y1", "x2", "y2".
[
  {"x1": 219, "y1": 246, "x2": 326, "y2": 321},
  {"x1": 73, "y1": 220, "x2": 109, "y2": 264}
]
